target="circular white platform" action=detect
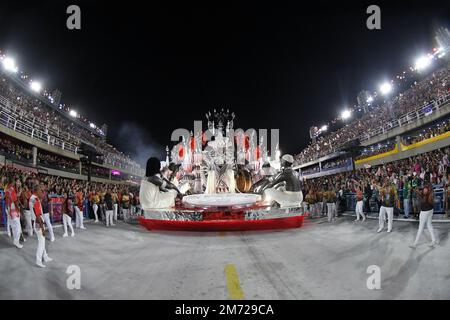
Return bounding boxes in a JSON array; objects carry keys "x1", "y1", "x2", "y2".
[{"x1": 183, "y1": 193, "x2": 261, "y2": 207}]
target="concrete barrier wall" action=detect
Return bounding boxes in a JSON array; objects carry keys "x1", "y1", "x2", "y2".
[
  {"x1": 91, "y1": 161, "x2": 137, "y2": 177},
  {"x1": 91, "y1": 176, "x2": 133, "y2": 185},
  {"x1": 355, "y1": 134, "x2": 450, "y2": 169},
  {"x1": 38, "y1": 167, "x2": 87, "y2": 180},
  {"x1": 1, "y1": 156, "x2": 136, "y2": 185},
  {"x1": 0, "y1": 123, "x2": 141, "y2": 176},
  {"x1": 0, "y1": 124, "x2": 80, "y2": 160}
]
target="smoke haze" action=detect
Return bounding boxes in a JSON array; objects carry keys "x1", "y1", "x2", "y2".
[{"x1": 113, "y1": 122, "x2": 165, "y2": 168}]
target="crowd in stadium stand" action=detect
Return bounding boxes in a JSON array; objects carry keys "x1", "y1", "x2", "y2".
[
  {"x1": 353, "y1": 118, "x2": 450, "y2": 161},
  {"x1": 302, "y1": 165, "x2": 320, "y2": 175},
  {"x1": 402, "y1": 118, "x2": 450, "y2": 146},
  {"x1": 355, "y1": 140, "x2": 397, "y2": 161},
  {"x1": 321, "y1": 158, "x2": 349, "y2": 170},
  {"x1": 37, "y1": 152, "x2": 79, "y2": 173},
  {"x1": 0, "y1": 75, "x2": 141, "y2": 173},
  {"x1": 296, "y1": 65, "x2": 450, "y2": 164},
  {"x1": 302, "y1": 147, "x2": 450, "y2": 217},
  {"x1": 0, "y1": 132, "x2": 140, "y2": 183},
  {"x1": 0, "y1": 77, "x2": 80, "y2": 141},
  {"x1": 300, "y1": 159, "x2": 351, "y2": 176},
  {"x1": 0, "y1": 134, "x2": 32, "y2": 161},
  {"x1": 82, "y1": 165, "x2": 111, "y2": 179}
]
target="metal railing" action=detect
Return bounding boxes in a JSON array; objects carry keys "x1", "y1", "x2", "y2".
[
  {"x1": 0, "y1": 100, "x2": 79, "y2": 153},
  {"x1": 344, "y1": 188, "x2": 446, "y2": 214},
  {"x1": 360, "y1": 92, "x2": 450, "y2": 142},
  {"x1": 0, "y1": 95, "x2": 79, "y2": 146},
  {"x1": 0, "y1": 94, "x2": 144, "y2": 176},
  {"x1": 298, "y1": 92, "x2": 450, "y2": 165},
  {"x1": 103, "y1": 156, "x2": 144, "y2": 175}
]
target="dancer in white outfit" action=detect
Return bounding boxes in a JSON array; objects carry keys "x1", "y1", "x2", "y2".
[
  {"x1": 20, "y1": 185, "x2": 33, "y2": 237},
  {"x1": 353, "y1": 182, "x2": 366, "y2": 222},
  {"x1": 4, "y1": 177, "x2": 24, "y2": 248},
  {"x1": 62, "y1": 192, "x2": 75, "y2": 237},
  {"x1": 29, "y1": 185, "x2": 53, "y2": 268},
  {"x1": 5, "y1": 198, "x2": 11, "y2": 237},
  {"x1": 325, "y1": 187, "x2": 337, "y2": 222},
  {"x1": 104, "y1": 190, "x2": 115, "y2": 227},
  {"x1": 74, "y1": 189, "x2": 86, "y2": 229},
  {"x1": 377, "y1": 181, "x2": 398, "y2": 233},
  {"x1": 112, "y1": 190, "x2": 119, "y2": 221},
  {"x1": 40, "y1": 183, "x2": 55, "y2": 242},
  {"x1": 92, "y1": 192, "x2": 100, "y2": 222},
  {"x1": 410, "y1": 183, "x2": 437, "y2": 248}
]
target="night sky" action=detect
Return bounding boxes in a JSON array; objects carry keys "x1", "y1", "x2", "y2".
[{"x1": 0, "y1": 0, "x2": 448, "y2": 165}]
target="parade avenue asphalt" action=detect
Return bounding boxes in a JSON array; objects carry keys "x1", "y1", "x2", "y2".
[{"x1": 1, "y1": 215, "x2": 449, "y2": 299}]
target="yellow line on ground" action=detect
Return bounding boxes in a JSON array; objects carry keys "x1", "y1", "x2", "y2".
[
  {"x1": 224, "y1": 264, "x2": 245, "y2": 300},
  {"x1": 219, "y1": 231, "x2": 226, "y2": 237}
]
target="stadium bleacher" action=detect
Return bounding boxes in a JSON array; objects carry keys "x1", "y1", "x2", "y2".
[
  {"x1": 0, "y1": 63, "x2": 144, "y2": 179},
  {"x1": 295, "y1": 64, "x2": 450, "y2": 165}
]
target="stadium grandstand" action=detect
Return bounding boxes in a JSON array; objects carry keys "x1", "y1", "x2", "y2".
[
  {"x1": 295, "y1": 32, "x2": 450, "y2": 217},
  {"x1": 0, "y1": 50, "x2": 144, "y2": 184},
  {"x1": 0, "y1": 49, "x2": 143, "y2": 233}
]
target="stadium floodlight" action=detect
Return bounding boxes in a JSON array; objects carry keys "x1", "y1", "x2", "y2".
[
  {"x1": 414, "y1": 55, "x2": 432, "y2": 71},
  {"x1": 2, "y1": 57, "x2": 18, "y2": 73},
  {"x1": 341, "y1": 109, "x2": 351, "y2": 120},
  {"x1": 379, "y1": 82, "x2": 392, "y2": 95},
  {"x1": 69, "y1": 110, "x2": 78, "y2": 118},
  {"x1": 89, "y1": 122, "x2": 96, "y2": 128},
  {"x1": 30, "y1": 81, "x2": 42, "y2": 93},
  {"x1": 320, "y1": 125, "x2": 328, "y2": 131}
]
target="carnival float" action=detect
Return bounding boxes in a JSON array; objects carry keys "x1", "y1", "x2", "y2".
[{"x1": 138, "y1": 109, "x2": 305, "y2": 231}]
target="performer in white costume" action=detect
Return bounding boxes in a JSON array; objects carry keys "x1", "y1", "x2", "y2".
[
  {"x1": 4, "y1": 176, "x2": 23, "y2": 248},
  {"x1": 104, "y1": 190, "x2": 115, "y2": 227},
  {"x1": 62, "y1": 192, "x2": 75, "y2": 237},
  {"x1": 139, "y1": 157, "x2": 180, "y2": 210},
  {"x1": 377, "y1": 180, "x2": 398, "y2": 233},
  {"x1": 40, "y1": 183, "x2": 55, "y2": 242},
  {"x1": 260, "y1": 154, "x2": 303, "y2": 207},
  {"x1": 410, "y1": 183, "x2": 437, "y2": 248},
  {"x1": 29, "y1": 185, "x2": 53, "y2": 268}
]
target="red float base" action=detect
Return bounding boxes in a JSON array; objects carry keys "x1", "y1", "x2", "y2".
[{"x1": 138, "y1": 214, "x2": 305, "y2": 232}]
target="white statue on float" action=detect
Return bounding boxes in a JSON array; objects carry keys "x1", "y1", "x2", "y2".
[
  {"x1": 259, "y1": 154, "x2": 303, "y2": 208},
  {"x1": 139, "y1": 157, "x2": 180, "y2": 209}
]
